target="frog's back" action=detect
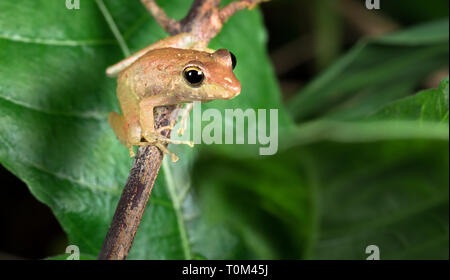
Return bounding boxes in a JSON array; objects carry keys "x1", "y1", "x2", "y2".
[{"x1": 117, "y1": 48, "x2": 212, "y2": 99}]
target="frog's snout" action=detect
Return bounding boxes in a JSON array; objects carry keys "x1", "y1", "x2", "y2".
[
  {"x1": 200, "y1": 49, "x2": 242, "y2": 100},
  {"x1": 209, "y1": 74, "x2": 241, "y2": 100},
  {"x1": 223, "y1": 78, "x2": 241, "y2": 99}
]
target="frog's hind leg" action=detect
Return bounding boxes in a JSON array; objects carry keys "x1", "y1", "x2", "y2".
[
  {"x1": 117, "y1": 80, "x2": 142, "y2": 149},
  {"x1": 155, "y1": 143, "x2": 179, "y2": 163},
  {"x1": 108, "y1": 112, "x2": 135, "y2": 156}
]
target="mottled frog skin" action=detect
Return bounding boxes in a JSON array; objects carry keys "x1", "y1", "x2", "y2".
[{"x1": 107, "y1": 34, "x2": 241, "y2": 160}]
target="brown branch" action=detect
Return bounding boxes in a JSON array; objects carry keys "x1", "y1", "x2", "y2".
[
  {"x1": 141, "y1": 0, "x2": 181, "y2": 34},
  {"x1": 98, "y1": 106, "x2": 174, "y2": 260},
  {"x1": 220, "y1": 0, "x2": 268, "y2": 23},
  {"x1": 338, "y1": 0, "x2": 399, "y2": 36},
  {"x1": 98, "y1": 0, "x2": 267, "y2": 260}
]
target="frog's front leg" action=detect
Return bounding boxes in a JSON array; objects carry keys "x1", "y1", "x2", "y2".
[
  {"x1": 139, "y1": 95, "x2": 194, "y2": 162},
  {"x1": 157, "y1": 103, "x2": 194, "y2": 136}
]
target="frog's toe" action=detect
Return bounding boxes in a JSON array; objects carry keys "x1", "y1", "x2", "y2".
[
  {"x1": 142, "y1": 130, "x2": 159, "y2": 144},
  {"x1": 128, "y1": 146, "x2": 135, "y2": 157},
  {"x1": 155, "y1": 143, "x2": 179, "y2": 163},
  {"x1": 157, "y1": 125, "x2": 174, "y2": 134},
  {"x1": 158, "y1": 136, "x2": 194, "y2": 147},
  {"x1": 177, "y1": 126, "x2": 186, "y2": 136}
]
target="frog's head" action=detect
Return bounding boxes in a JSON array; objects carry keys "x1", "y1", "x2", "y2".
[{"x1": 177, "y1": 49, "x2": 241, "y2": 101}]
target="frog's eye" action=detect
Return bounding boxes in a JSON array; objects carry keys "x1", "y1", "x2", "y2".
[
  {"x1": 183, "y1": 66, "x2": 205, "y2": 87},
  {"x1": 230, "y1": 52, "x2": 237, "y2": 70}
]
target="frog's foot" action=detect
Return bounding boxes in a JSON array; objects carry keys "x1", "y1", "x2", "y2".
[
  {"x1": 157, "y1": 135, "x2": 194, "y2": 147},
  {"x1": 157, "y1": 125, "x2": 194, "y2": 145},
  {"x1": 143, "y1": 130, "x2": 194, "y2": 147},
  {"x1": 177, "y1": 126, "x2": 186, "y2": 137},
  {"x1": 128, "y1": 146, "x2": 135, "y2": 157},
  {"x1": 140, "y1": 131, "x2": 194, "y2": 162},
  {"x1": 156, "y1": 143, "x2": 179, "y2": 163},
  {"x1": 156, "y1": 125, "x2": 174, "y2": 134},
  {"x1": 136, "y1": 140, "x2": 185, "y2": 163},
  {"x1": 135, "y1": 141, "x2": 179, "y2": 162}
]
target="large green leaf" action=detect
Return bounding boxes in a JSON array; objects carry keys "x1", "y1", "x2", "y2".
[
  {"x1": 371, "y1": 78, "x2": 449, "y2": 122},
  {"x1": 308, "y1": 139, "x2": 448, "y2": 260},
  {"x1": 193, "y1": 140, "x2": 449, "y2": 259},
  {"x1": 0, "y1": 0, "x2": 289, "y2": 259},
  {"x1": 193, "y1": 79, "x2": 449, "y2": 259},
  {"x1": 293, "y1": 79, "x2": 449, "y2": 260},
  {"x1": 281, "y1": 80, "x2": 449, "y2": 149},
  {"x1": 297, "y1": 79, "x2": 449, "y2": 260},
  {"x1": 192, "y1": 152, "x2": 318, "y2": 259},
  {"x1": 288, "y1": 19, "x2": 449, "y2": 121}
]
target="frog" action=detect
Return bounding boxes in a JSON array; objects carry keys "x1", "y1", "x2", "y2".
[{"x1": 107, "y1": 33, "x2": 241, "y2": 162}]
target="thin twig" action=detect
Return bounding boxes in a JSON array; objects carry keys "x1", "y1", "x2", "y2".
[
  {"x1": 220, "y1": 0, "x2": 268, "y2": 23},
  {"x1": 97, "y1": 143, "x2": 166, "y2": 259},
  {"x1": 98, "y1": 0, "x2": 267, "y2": 260},
  {"x1": 141, "y1": 0, "x2": 181, "y2": 34}
]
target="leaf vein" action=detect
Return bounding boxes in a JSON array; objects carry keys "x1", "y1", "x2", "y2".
[
  {"x1": 0, "y1": 33, "x2": 115, "y2": 47},
  {"x1": 0, "y1": 93, "x2": 107, "y2": 120},
  {"x1": 163, "y1": 159, "x2": 192, "y2": 260}
]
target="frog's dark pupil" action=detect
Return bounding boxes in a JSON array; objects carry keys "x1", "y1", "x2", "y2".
[
  {"x1": 184, "y1": 69, "x2": 204, "y2": 86},
  {"x1": 230, "y1": 52, "x2": 237, "y2": 70}
]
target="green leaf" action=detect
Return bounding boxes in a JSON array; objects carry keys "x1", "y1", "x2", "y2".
[
  {"x1": 193, "y1": 140, "x2": 449, "y2": 259},
  {"x1": 194, "y1": 80, "x2": 449, "y2": 259},
  {"x1": 308, "y1": 140, "x2": 449, "y2": 260},
  {"x1": 288, "y1": 19, "x2": 449, "y2": 121},
  {"x1": 371, "y1": 78, "x2": 449, "y2": 122},
  {"x1": 281, "y1": 78, "x2": 449, "y2": 149},
  {"x1": 295, "y1": 79, "x2": 449, "y2": 259},
  {"x1": 192, "y1": 153, "x2": 317, "y2": 259},
  {"x1": 300, "y1": 79, "x2": 449, "y2": 259},
  {"x1": 0, "y1": 0, "x2": 289, "y2": 259}
]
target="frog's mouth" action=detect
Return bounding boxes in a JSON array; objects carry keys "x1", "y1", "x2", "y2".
[
  {"x1": 208, "y1": 76, "x2": 241, "y2": 100},
  {"x1": 202, "y1": 86, "x2": 241, "y2": 101},
  {"x1": 206, "y1": 81, "x2": 241, "y2": 100},
  {"x1": 223, "y1": 83, "x2": 241, "y2": 99}
]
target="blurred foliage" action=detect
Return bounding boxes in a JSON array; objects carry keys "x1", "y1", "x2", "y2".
[
  {"x1": 381, "y1": 0, "x2": 449, "y2": 24},
  {"x1": 0, "y1": 0, "x2": 448, "y2": 260},
  {"x1": 288, "y1": 19, "x2": 449, "y2": 121},
  {"x1": 194, "y1": 79, "x2": 448, "y2": 259}
]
